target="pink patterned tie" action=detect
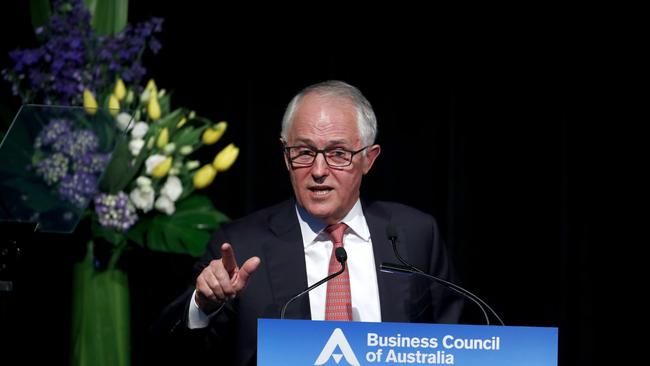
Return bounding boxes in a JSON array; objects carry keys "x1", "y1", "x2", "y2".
[{"x1": 324, "y1": 223, "x2": 352, "y2": 321}]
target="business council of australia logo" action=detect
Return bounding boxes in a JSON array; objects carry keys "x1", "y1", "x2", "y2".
[{"x1": 314, "y1": 328, "x2": 360, "y2": 366}]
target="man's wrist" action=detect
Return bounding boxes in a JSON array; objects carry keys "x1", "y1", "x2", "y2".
[{"x1": 194, "y1": 291, "x2": 223, "y2": 314}]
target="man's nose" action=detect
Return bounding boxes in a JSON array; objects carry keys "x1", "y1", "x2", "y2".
[{"x1": 310, "y1": 152, "x2": 329, "y2": 178}]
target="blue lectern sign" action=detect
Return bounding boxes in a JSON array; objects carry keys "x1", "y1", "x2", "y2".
[{"x1": 258, "y1": 319, "x2": 557, "y2": 366}]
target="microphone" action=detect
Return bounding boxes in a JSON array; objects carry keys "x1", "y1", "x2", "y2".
[
  {"x1": 381, "y1": 225, "x2": 504, "y2": 326},
  {"x1": 280, "y1": 247, "x2": 347, "y2": 319}
]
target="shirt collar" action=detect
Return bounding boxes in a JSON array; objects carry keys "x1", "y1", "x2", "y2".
[{"x1": 295, "y1": 199, "x2": 370, "y2": 249}]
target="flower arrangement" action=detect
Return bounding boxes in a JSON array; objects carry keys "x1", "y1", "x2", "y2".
[
  {"x1": 3, "y1": 0, "x2": 236, "y2": 262},
  {"x1": 84, "y1": 77, "x2": 238, "y2": 262}
]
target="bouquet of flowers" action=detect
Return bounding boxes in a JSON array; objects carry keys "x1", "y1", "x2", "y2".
[
  {"x1": 3, "y1": 0, "x2": 235, "y2": 263},
  {"x1": 88, "y1": 78, "x2": 237, "y2": 262},
  {"x1": 26, "y1": 78, "x2": 237, "y2": 265}
]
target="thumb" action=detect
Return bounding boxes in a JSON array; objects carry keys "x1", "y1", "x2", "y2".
[{"x1": 233, "y1": 256, "x2": 261, "y2": 291}]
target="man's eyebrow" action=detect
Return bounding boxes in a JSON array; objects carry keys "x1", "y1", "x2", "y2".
[{"x1": 293, "y1": 138, "x2": 349, "y2": 146}]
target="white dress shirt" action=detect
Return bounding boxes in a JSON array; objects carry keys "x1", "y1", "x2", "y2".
[
  {"x1": 297, "y1": 199, "x2": 381, "y2": 322},
  {"x1": 188, "y1": 199, "x2": 381, "y2": 328}
]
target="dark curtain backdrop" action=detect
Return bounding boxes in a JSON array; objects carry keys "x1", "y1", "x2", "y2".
[{"x1": 1, "y1": 3, "x2": 603, "y2": 365}]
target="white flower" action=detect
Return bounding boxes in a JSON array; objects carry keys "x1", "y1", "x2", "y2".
[
  {"x1": 136, "y1": 176, "x2": 152, "y2": 188},
  {"x1": 186, "y1": 160, "x2": 200, "y2": 170},
  {"x1": 131, "y1": 122, "x2": 149, "y2": 139},
  {"x1": 129, "y1": 187, "x2": 154, "y2": 213},
  {"x1": 129, "y1": 138, "x2": 145, "y2": 156},
  {"x1": 179, "y1": 146, "x2": 193, "y2": 155},
  {"x1": 155, "y1": 195, "x2": 175, "y2": 215},
  {"x1": 116, "y1": 112, "x2": 134, "y2": 131},
  {"x1": 161, "y1": 175, "x2": 183, "y2": 202},
  {"x1": 163, "y1": 143, "x2": 176, "y2": 154},
  {"x1": 145, "y1": 154, "x2": 167, "y2": 175}
]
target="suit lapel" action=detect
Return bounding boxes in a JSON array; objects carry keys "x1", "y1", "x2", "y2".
[
  {"x1": 262, "y1": 200, "x2": 311, "y2": 319},
  {"x1": 364, "y1": 201, "x2": 412, "y2": 322}
]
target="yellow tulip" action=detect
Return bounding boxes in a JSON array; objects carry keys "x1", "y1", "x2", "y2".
[
  {"x1": 156, "y1": 127, "x2": 169, "y2": 149},
  {"x1": 83, "y1": 89, "x2": 97, "y2": 115},
  {"x1": 108, "y1": 94, "x2": 120, "y2": 116},
  {"x1": 148, "y1": 93, "x2": 161, "y2": 121},
  {"x1": 193, "y1": 164, "x2": 217, "y2": 189},
  {"x1": 213, "y1": 143, "x2": 239, "y2": 172},
  {"x1": 201, "y1": 121, "x2": 227, "y2": 145},
  {"x1": 176, "y1": 117, "x2": 187, "y2": 128},
  {"x1": 145, "y1": 79, "x2": 157, "y2": 94},
  {"x1": 151, "y1": 157, "x2": 172, "y2": 178},
  {"x1": 114, "y1": 78, "x2": 126, "y2": 100}
]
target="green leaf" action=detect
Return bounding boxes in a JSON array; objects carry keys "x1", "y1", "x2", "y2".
[
  {"x1": 176, "y1": 194, "x2": 218, "y2": 211},
  {"x1": 159, "y1": 93, "x2": 172, "y2": 116},
  {"x1": 173, "y1": 125, "x2": 205, "y2": 147},
  {"x1": 98, "y1": 136, "x2": 135, "y2": 193},
  {"x1": 124, "y1": 217, "x2": 147, "y2": 246},
  {"x1": 158, "y1": 108, "x2": 185, "y2": 130},
  {"x1": 89, "y1": 0, "x2": 128, "y2": 36},
  {"x1": 138, "y1": 196, "x2": 230, "y2": 256},
  {"x1": 29, "y1": 0, "x2": 51, "y2": 32},
  {"x1": 91, "y1": 219, "x2": 126, "y2": 246}
]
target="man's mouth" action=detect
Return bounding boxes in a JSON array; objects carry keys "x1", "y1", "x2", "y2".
[{"x1": 308, "y1": 186, "x2": 333, "y2": 196}]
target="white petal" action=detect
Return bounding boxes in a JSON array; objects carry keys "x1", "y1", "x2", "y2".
[
  {"x1": 129, "y1": 139, "x2": 145, "y2": 156},
  {"x1": 129, "y1": 187, "x2": 154, "y2": 213},
  {"x1": 155, "y1": 195, "x2": 175, "y2": 215},
  {"x1": 161, "y1": 176, "x2": 183, "y2": 202},
  {"x1": 131, "y1": 122, "x2": 149, "y2": 139},
  {"x1": 116, "y1": 112, "x2": 134, "y2": 131},
  {"x1": 145, "y1": 154, "x2": 166, "y2": 175}
]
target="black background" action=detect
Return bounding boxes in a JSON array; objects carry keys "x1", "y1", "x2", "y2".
[{"x1": 0, "y1": 2, "x2": 618, "y2": 365}]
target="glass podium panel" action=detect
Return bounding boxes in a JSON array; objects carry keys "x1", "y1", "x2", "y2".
[{"x1": 0, "y1": 105, "x2": 129, "y2": 233}]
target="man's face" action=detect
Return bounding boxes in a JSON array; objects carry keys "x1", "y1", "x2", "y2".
[{"x1": 285, "y1": 93, "x2": 380, "y2": 224}]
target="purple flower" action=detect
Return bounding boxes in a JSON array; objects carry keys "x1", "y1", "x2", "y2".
[
  {"x1": 34, "y1": 118, "x2": 73, "y2": 147},
  {"x1": 94, "y1": 192, "x2": 138, "y2": 232},
  {"x1": 52, "y1": 129, "x2": 99, "y2": 157},
  {"x1": 58, "y1": 171, "x2": 98, "y2": 208},
  {"x1": 72, "y1": 152, "x2": 111, "y2": 174},
  {"x1": 2, "y1": 0, "x2": 163, "y2": 105},
  {"x1": 34, "y1": 152, "x2": 69, "y2": 185}
]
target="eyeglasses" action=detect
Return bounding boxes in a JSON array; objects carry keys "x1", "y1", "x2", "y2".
[{"x1": 283, "y1": 144, "x2": 369, "y2": 168}]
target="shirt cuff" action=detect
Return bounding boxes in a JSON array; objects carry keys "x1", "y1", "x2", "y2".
[{"x1": 188, "y1": 289, "x2": 211, "y2": 329}]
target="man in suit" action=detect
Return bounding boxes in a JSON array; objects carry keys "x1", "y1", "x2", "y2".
[{"x1": 157, "y1": 80, "x2": 463, "y2": 365}]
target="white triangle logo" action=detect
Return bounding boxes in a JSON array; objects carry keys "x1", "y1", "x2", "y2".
[{"x1": 314, "y1": 328, "x2": 360, "y2": 366}]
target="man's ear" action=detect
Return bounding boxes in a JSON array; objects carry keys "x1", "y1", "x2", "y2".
[
  {"x1": 280, "y1": 137, "x2": 291, "y2": 171},
  {"x1": 362, "y1": 144, "x2": 381, "y2": 174}
]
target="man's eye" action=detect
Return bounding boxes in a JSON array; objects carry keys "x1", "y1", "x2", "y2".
[
  {"x1": 296, "y1": 148, "x2": 315, "y2": 156},
  {"x1": 328, "y1": 149, "x2": 347, "y2": 157}
]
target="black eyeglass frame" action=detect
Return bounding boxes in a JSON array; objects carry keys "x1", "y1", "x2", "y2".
[{"x1": 282, "y1": 144, "x2": 369, "y2": 168}]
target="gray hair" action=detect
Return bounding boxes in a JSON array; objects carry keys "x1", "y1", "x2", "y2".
[{"x1": 280, "y1": 80, "x2": 377, "y2": 146}]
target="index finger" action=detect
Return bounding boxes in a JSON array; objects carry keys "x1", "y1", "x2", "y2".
[{"x1": 220, "y1": 243, "x2": 238, "y2": 275}]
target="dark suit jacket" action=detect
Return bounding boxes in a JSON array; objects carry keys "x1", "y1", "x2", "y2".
[{"x1": 155, "y1": 199, "x2": 463, "y2": 366}]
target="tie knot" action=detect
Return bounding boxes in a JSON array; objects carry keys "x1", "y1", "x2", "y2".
[{"x1": 325, "y1": 223, "x2": 347, "y2": 247}]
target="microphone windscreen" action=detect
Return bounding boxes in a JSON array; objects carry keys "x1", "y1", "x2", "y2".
[
  {"x1": 386, "y1": 224, "x2": 398, "y2": 239},
  {"x1": 335, "y1": 247, "x2": 347, "y2": 263}
]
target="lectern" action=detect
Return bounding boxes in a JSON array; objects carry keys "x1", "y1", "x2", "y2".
[{"x1": 258, "y1": 319, "x2": 558, "y2": 366}]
